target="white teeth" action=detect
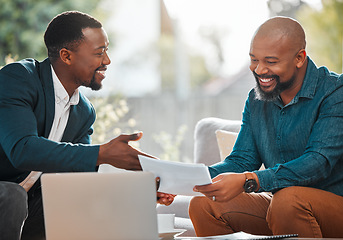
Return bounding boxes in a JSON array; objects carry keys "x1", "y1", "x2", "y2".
[
  {"x1": 97, "y1": 70, "x2": 106, "y2": 76},
  {"x1": 260, "y1": 78, "x2": 273, "y2": 83}
]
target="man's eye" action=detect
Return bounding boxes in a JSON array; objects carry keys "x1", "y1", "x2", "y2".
[{"x1": 267, "y1": 61, "x2": 277, "y2": 64}]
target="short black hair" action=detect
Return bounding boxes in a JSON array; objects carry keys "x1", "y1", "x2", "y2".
[{"x1": 44, "y1": 11, "x2": 102, "y2": 61}]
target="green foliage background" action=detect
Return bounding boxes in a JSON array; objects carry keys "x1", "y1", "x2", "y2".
[
  {"x1": 298, "y1": 0, "x2": 343, "y2": 73},
  {"x1": 0, "y1": 0, "x2": 102, "y2": 66},
  {"x1": 2, "y1": 0, "x2": 342, "y2": 160}
]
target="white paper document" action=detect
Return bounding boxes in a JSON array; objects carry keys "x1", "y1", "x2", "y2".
[{"x1": 138, "y1": 155, "x2": 212, "y2": 196}]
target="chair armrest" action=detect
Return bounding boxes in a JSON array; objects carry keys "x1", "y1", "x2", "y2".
[{"x1": 194, "y1": 117, "x2": 241, "y2": 165}]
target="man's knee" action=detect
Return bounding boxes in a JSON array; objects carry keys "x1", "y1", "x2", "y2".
[
  {"x1": 8, "y1": 183, "x2": 27, "y2": 206},
  {"x1": 266, "y1": 187, "x2": 306, "y2": 228},
  {"x1": 0, "y1": 182, "x2": 28, "y2": 218},
  {"x1": 13, "y1": 185, "x2": 28, "y2": 216},
  {"x1": 189, "y1": 196, "x2": 208, "y2": 219},
  {"x1": 0, "y1": 182, "x2": 28, "y2": 239}
]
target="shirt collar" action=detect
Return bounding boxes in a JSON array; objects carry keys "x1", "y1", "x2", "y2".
[
  {"x1": 295, "y1": 56, "x2": 318, "y2": 100},
  {"x1": 51, "y1": 65, "x2": 79, "y2": 106},
  {"x1": 274, "y1": 57, "x2": 319, "y2": 108}
]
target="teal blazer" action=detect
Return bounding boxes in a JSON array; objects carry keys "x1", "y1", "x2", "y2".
[{"x1": 0, "y1": 58, "x2": 99, "y2": 183}]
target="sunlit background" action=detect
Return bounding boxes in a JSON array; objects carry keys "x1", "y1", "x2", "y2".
[{"x1": 1, "y1": 0, "x2": 341, "y2": 162}]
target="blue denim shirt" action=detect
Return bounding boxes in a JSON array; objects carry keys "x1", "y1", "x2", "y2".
[{"x1": 209, "y1": 57, "x2": 343, "y2": 196}]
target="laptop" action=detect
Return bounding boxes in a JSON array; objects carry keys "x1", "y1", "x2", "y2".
[{"x1": 41, "y1": 171, "x2": 159, "y2": 240}]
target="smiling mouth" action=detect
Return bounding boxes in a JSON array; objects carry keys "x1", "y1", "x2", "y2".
[
  {"x1": 260, "y1": 78, "x2": 274, "y2": 83},
  {"x1": 96, "y1": 68, "x2": 107, "y2": 78},
  {"x1": 253, "y1": 71, "x2": 279, "y2": 89},
  {"x1": 260, "y1": 77, "x2": 275, "y2": 83}
]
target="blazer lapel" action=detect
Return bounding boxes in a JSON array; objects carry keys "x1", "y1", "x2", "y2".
[
  {"x1": 37, "y1": 58, "x2": 55, "y2": 138},
  {"x1": 62, "y1": 104, "x2": 79, "y2": 142},
  {"x1": 62, "y1": 94, "x2": 95, "y2": 144}
]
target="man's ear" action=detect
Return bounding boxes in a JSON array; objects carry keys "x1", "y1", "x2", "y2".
[
  {"x1": 295, "y1": 49, "x2": 307, "y2": 68},
  {"x1": 59, "y1": 48, "x2": 73, "y2": 65}
]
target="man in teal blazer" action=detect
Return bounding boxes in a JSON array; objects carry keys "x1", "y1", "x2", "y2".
[
  {"x1": 0, "y1": 11, "x2": 174, "y2": 240},
  {"x1": 0, "y1": 57, "x2": 99, "y2": 183}
]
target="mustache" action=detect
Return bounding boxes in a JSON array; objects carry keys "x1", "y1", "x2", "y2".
[
  {"x1": 95, "y1": 65, "x2": 107, "y2": 71},
  {"x1": 253, "y1": 71, "x2": 278, "y2": 80}
]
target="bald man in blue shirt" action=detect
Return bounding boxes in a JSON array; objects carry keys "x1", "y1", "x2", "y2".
[{"x1": 190, "y1": 17, "x2": 343, "y2": 238}]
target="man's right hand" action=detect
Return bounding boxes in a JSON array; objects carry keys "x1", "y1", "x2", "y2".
[{"x1": 97, "y1": 132, "x2": 153, "y2": 171}]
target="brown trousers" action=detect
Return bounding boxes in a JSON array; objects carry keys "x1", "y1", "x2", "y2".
[{"x1": 189, "y1": 186, "x2": 343, "y2": 238}]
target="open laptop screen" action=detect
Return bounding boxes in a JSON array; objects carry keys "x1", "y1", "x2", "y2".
[{"x1": 41, "y1": 172, "x2": 158, "y2": 240}]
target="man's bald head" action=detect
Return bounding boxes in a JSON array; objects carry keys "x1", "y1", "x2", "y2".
[
  {"x1": 249, "y1": 17, "x2": 308, "y2": 103},
  {"x1": 252, "y1": 17, "x2": 306, "y2": 53}
]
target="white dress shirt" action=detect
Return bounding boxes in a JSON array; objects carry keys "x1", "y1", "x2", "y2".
[{"x1": 48, "y1": 65, "x2": 79, "y2": 142}]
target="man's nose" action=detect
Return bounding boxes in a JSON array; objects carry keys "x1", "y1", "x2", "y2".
[
  {"x1": 254, "y1": 63, "x2": 268, "y2": 76},
  {"x1": 103, "y1": 51, "x2": 111, "y2": 65}
]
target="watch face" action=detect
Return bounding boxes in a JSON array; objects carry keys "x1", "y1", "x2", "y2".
[{"x1": 244, "y1": 179, "x2": 258, "y2": 193}]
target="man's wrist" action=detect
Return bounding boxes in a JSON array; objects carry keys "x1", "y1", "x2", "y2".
[
  {"x1": 251, "y1": 172, "x2": 260, "y2": 190},
  {"x1": 243, "y1": 172, "x2": 260, "y2": 193},
  {"x1": 97, "y1": 144, "x2": 105, "y2": 166}
]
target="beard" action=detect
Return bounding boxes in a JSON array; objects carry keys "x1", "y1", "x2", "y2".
[
  {"x1": 81, "y1": 67, "x2": 104, "y2": 91},
  {"x1": 253, "y1": 71, "x2": 296, "y2": 102},
  {"x1": 88, "y1": 75, "x2": 102, "y2": 91}
]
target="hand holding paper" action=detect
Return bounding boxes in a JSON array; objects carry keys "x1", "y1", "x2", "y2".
[{"x1": 138, "y1": 155, "x2": 212, "y2": 196}]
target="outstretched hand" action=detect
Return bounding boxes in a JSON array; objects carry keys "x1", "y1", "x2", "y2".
[{"x1": 97, "y1": 132, "x2": 154, "y2": 171}]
